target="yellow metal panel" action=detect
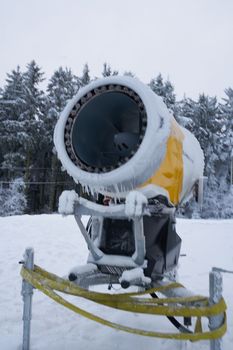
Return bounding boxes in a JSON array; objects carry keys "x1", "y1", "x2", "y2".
[{"x1": 141, "y1": 118, "x2": 184, "y2": 205}]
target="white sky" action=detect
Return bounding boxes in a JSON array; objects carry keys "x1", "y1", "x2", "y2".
[{"x1": 1, "y1": 0, "x2": 233, "y2": 99}]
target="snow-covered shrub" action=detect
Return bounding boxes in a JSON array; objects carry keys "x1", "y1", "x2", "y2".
[
  {"x1": 201, "y1": 183, "x2": 233, "y2": 219},
  {"x1": 0, "y1": 178, "x2": 27, "y2": 216}
]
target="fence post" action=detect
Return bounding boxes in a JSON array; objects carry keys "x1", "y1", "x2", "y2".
[
  {"x1": 21, "y1": 248, "x2": 34, "y2": 350},
  {"x1": 209, "y1": 269, "x2": 224, "y2": 350}
]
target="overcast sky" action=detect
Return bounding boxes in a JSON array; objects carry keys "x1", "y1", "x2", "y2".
[{"x1": 1, "y1": 0, "x2": 233, "y2": 99}]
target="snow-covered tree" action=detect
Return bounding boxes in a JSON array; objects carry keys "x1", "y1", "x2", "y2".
[
  {"x1": 178, "y1": 93, "x2": 233, "y2": 218},
  {"x1": 149, "y1": 73, "x2": 176, "y2": 112},
  {"x1": 102, "y1": 63, "x2": 118, "y2": 77},
  {"x1": 214, "y1": 88, "x2": 233, "y2": 217},
  {"x1": 176, "y1": 96, "x2": 195, "y2": 127},
  {"x1": 190, "y1": 95, "x2": 219, "y2": 176},
  {"x1": 46, "y1": 67, "x2": 78, "y2": 211},
  {"x1": 46, "y1": 67, "x2": 77, "y2": 142},
  {"x1": 219, "y1": 88, "x2": 233, "y2": 171},
  {"x1": 0, "y1": 66, "x2": 26, "y2": 174},
  {"x1": 20, "y1": 61, "x2": 46, "y2": 204},
  {"x1": 78, "y1": 63, "x2": 91, "y2": 87},
  {"x1": 20, "y1": 60, "x2": 46, "y2": 154},
  {"x1": 0, "y1": 178, "x2": 27, "y2": 216}
]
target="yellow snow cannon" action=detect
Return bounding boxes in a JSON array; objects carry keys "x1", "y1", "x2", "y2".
[
  {"x1": 52, "y1": 77, "x2": 224, "y2": 340},
  {"x1": 54, "y1": 76, "x2": 204, "y2": 205},
  {"x1": 54, "y1": 76, "x2": 204, "y2": 287}
]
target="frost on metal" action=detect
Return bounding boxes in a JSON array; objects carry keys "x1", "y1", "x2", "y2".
[
  {"x1": 119, "y1": 267, "x2": 151, "y2": 285},
  {"x1": 125, "y1": 190, "x2": 148, "y2": 217},
  {"x1": 58, "y1": 190, "x2": 79, "y2": 215},
  {"x1": 69, "y1": 263, "x2": 97, "y2": 276}
]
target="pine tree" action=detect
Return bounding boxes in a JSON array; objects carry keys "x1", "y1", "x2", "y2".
[
  {"x1": 216, "y1": 88, "x2": 233, "y2": 217},
  {"x1": 46, "y1": 67, "x2": 77, "y2": 138},
  {"x1": 149, "y1": 73, "x2": 164, "y2": 96},
  {"x1": 193, "y1": 94, "x2": 220, "y2": 178},
  {"x1": 220, "y1": 88, "x2": 233, "y2": 168},
  {"x1": 0, "y1": 66, "x2": 29, "y2": 216},
  {"x1": 102, "y1": 63, "x2": 112, "y2": 77},
  {"x1": 181, "y1": 93, "x2": 233, "y2": 218},
  {"x1": 78, "y1": 63, "x2": 91, "y2": 87},
  {"x1": 19, "y1": 60, "x2": 46, "y2": 212},
  {"x1": 164, "y1": 80, "x2": 176, "y2": 109},
  {"x1": 102, "y1": 63, "x2": 118, "y2": 77},
  {"x1": 21, "y1": 61, "x2": 45, "y2": 152},
  {"x1": 149, "y1": 73, "x2": 176, "y2": 112},
  {"x1": 0, "y1": 66, "x2": 25, "y2": 176},
  {"x1": 46, "y1": 67, "x2": 78, "y2": 211},
  {"x1": 176, "y1": 97, "x2": 195, "y2": 128}
]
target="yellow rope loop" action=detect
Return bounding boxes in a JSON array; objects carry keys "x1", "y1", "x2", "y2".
[{"x1": 20, "y1": 266, "x2": 227, "y2": 341}]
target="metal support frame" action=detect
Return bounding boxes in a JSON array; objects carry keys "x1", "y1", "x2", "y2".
[
  {"x1": 209, "y1": 269, "x2": 224, "y2": 350},
  {"x1": 20, "y1": 248, "x2": 34, "y2": 350},
  {"x1": 74, "y1": 213, "x2": 103, "y2": 260},
  {"x1": 74, "y1": 202, "x2": 147, "y2": 269}
]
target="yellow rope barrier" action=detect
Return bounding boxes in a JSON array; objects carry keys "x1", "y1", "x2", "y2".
[{"x1": 20, "y1": 265, "x2": 227, "y2": 341}]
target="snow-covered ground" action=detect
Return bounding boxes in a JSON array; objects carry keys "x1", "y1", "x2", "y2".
[{"x1": 0, "y1": 214, "x2": 233, "y2": 350}]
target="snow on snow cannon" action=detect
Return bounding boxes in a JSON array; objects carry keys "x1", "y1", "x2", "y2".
[
  {"x1": 54, "y1": 76, "x2": 204, "y2": 288},
  {"x1": 54, "y1": 76, "x2": 204, "y2": 204}
]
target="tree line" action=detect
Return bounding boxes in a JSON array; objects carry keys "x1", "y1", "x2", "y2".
[{"x1": 0, "y1": 61, "x2": 232, "y2": 218}]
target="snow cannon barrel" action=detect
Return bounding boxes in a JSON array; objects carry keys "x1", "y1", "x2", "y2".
[{"x1": 54, "y1": 76, "x2": 204, "y2": 205}]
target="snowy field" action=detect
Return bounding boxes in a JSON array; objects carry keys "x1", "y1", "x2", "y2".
[{"x1": 0, "y1": 214, "x2": 233, "y2": 350}]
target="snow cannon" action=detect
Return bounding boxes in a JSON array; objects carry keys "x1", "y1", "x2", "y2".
[
  {"x1": 54, "y1": 76, "x2": 204, "y2": 205},
  {"x1": 54, "y1": 76, "x2": 204, "y2": 288}
]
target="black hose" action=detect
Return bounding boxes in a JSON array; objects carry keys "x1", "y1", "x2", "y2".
[{"x1": 150, "y1": 292, "x2": 193, "y2": 334}]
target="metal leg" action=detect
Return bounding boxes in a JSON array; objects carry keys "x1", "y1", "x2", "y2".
[
  {"x1": 132, "y1": 216, "x2": 146, "y2": 265},
  {"x1": 21, "y1": 248, "x2": 34, "y2": 350},
  {"x1": 209, "y1": 269, "x2": 224, "y2": 350},
  {"x1": 74, "y1": 213, "x2": 103, "y2": 261}
]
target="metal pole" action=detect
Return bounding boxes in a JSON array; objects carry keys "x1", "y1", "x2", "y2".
[
  {"x1": 209, "y1": 269, "x2": 224, "y2": 350},
  {"x1": 21, "y1": 248, "x2": 34, "y2": 350}
]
